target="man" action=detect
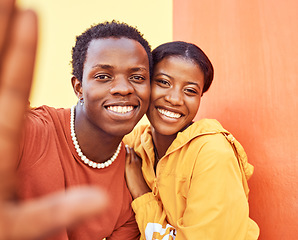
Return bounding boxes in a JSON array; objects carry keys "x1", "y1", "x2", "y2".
[{"x1": 0, "y1": 0, "x2": 152, "y2": 239}]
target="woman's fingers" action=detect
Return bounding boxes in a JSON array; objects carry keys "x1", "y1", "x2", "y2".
[{"x1": 125, "y1": 145, "x2": 132, "y2": 165}]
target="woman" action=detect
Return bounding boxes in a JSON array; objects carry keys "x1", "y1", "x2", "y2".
[{"x1": 124, "y1": 41, "x2": 259, "y2": 239}]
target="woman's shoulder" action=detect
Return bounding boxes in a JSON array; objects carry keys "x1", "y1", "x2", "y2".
[
  {"x1": 187, "y1": 119, "x2": 240, "y2": 151},
  {"x1": 189, "y1": 118, "x2": 226, "y2": 134},
  {"x1": 123, "y1": 123, "x2": 151, "y2": 147},
  {"x1": 173, "y1": 119, "x2": 227, "y2": 146}
]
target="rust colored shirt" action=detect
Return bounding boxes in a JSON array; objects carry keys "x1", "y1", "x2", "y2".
[{"x1": 17, "y1": 105, "x2": 139, "y2": 240}]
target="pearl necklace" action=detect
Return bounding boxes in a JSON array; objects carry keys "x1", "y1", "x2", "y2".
[{"x1": 70, "y1": 105, "x2": 122, "y2": 169}]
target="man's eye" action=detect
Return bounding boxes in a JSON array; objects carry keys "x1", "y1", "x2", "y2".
[
  {"x1": 129, "y1": 75, "x2": 145, "y2": 81},
  {"x1": 95, "y1": 74, "x2": 111, "y2": 80}
]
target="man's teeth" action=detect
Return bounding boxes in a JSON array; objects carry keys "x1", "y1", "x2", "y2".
[
  {"x1": 157, "y1": 108, "x2": 181, "y2": 119},
  {"x1": 107, "y1": 106, "x2": 134, "y2": 114}
]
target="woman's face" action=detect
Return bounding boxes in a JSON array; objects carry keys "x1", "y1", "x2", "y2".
[{"x1": 147, "y1": 56, "x2": 204, "y2": 136}]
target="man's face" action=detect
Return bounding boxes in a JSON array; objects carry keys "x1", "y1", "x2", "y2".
[{"x1": 78, "y1": 37, "x2": 150, "y2": 137}]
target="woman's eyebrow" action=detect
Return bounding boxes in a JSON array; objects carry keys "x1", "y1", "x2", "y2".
[
  {"x1": 154, "y1": 72, "x2": 172, "y2": 79},
  {"x1": 186, "y1": 81, "x2": 199, "y2": 86}
]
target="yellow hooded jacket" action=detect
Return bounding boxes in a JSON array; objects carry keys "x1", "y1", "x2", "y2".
[{"x1": 124, "y1": 119, "x2": 259, "y2": 240}]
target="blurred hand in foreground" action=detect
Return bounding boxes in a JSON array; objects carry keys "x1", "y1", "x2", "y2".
[{"x1": 0, "y1": 0, "x2": 108, "y2": 239}]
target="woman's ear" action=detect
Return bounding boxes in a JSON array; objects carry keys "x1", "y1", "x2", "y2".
[{"x1": 71, "y1": 76, "x2": 83, "y2": 99}]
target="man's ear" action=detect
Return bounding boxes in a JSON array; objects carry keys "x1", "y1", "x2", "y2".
[{"x1": 71, "y1": 76, "x2": 83, "y2": 99}]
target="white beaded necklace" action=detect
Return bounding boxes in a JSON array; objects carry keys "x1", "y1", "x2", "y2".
[{"x1": 70, "y1": 105, "x2": 122, "y2": 169}]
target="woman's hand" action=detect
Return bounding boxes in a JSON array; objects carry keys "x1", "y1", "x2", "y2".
[{"x1": 125, "y1": 145, "x2": 151, "y2": 199}]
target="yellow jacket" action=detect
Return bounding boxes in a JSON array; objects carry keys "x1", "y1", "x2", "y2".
[{"x1": 124, "y1": 119, "x2": 259, "y2": 240}]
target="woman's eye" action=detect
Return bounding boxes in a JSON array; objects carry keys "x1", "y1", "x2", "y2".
[
  {"x1": 184, "y1": 88, "x2": 198, "y2": 95},
  {"x1": 156, "y1": 79, "x2": 170, "y2": 87}
]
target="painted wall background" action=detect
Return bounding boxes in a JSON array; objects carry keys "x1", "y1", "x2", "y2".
[
  {"x1": 15, "y1": 0, "x2": 298, "y2": 239},
  {"x1": 173, "y1": 0, "x2": 297, "y2": 239},
  {"x1": 17, "y1": 0, "x2": 173, "y2": 108}
]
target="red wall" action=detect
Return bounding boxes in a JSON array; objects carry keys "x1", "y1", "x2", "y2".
[{"x1": 173, "y1": 0, "x2": 298, "y2": 239}]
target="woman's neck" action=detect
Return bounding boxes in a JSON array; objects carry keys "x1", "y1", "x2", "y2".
[
  {"x1": 151, "y1": 126, "x2": 177, "y2": 163},
  {"x1": 151, "y1": 122, "x2": 194, "y2": 172}
]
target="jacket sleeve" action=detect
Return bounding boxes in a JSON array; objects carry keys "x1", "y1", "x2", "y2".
[
  {"x1": 132, "y1": 192, "x2": 177, "y2": 240},
  {"x1": 132, "y1": 134, "x2": 258, "y2": 240}
]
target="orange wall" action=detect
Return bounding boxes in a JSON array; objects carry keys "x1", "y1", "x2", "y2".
[{"x1": 173, "y1": 0, "x2": 298, "y2": 239}]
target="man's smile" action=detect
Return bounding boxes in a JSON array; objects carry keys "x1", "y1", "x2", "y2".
[{"x1": 107, "y1": 105, "x2": 135, "y2": 114}]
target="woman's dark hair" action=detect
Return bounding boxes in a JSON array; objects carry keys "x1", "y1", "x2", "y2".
[
  {"x1": 152, "y1": 41, "x2": 214, "y2": 94},
  {"x1": 71, "y1": 20, "x2": 152, "y2": 82}
]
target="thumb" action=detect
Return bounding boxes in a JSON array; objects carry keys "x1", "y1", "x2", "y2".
[{"x1": 125, "y1": 145, "x2": 132, "y2": 166}]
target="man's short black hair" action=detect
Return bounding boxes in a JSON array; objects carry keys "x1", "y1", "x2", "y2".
[{"x1": 71, "y1": 20, "x2": 152, "y2": 82}]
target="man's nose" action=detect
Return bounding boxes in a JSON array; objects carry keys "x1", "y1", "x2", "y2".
[{"x1": 109, "y1": 76, "x2": 134, "y2": 96}]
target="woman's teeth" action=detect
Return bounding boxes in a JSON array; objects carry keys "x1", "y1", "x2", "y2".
[{"x1": 157, "y1": 108, "x2": 181, "y2": 119}]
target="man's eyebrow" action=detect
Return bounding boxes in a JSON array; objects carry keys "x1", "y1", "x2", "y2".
[
  {"x1": 91, "y1": 65, "x2": 148, "y2": 72},
  {"x1": 130, "y1": 67, "x2": 148, "y2": 72},
  {"x1": 92, "y1": 64, "x2": 114, "y2": 69}
]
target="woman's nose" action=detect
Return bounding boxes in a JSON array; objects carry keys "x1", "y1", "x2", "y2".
[{"x1": 164, "y1": 89, "x2": 184, "y2": 106}]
